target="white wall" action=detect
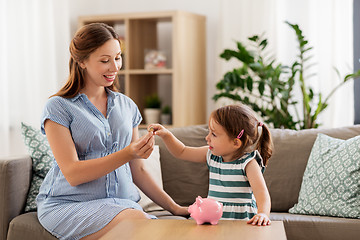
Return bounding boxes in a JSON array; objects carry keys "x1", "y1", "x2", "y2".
[{"x1": 69, "y1": 0, "x2": 222, "y2": 119}]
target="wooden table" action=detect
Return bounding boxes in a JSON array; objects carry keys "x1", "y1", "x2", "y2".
[{"x1": 99, "y1": 219, "x2": 287, "y2": 240}]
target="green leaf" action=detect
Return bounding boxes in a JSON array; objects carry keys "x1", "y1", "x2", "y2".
[
  {"x1": 308, "y1": 88, "x2": 314, "y2": 100},
  {"x1": 246, "y1": 76, "x2": 253, "y2": 92},
  {"x1": 215, "y1": 81, "x2": 225, "y2": 90},
  {"x1": 258, "y1": 81, "x2": 265, "y2": 95},
  {"x1": 248, "y1": 35, "x2": 259, "y2": 42},
  {"x1": 259, "y1": 39, "x2": 268, "y2": 50},
  {"x1": 344, "y1": 69, "x2": 360, "y2": 81}
]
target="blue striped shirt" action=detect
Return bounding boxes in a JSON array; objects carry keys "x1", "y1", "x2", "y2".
[
  {"x1": 36, "y1": 89, "x2": 145, "y2": 240},
  {"x1": 207, "y1": 150, "x2": 265, "y2": 220}
]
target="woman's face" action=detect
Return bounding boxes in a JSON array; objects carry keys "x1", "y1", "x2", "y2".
[{"x1": 81, "y1": 39, "x2": 122, "y2": 88}]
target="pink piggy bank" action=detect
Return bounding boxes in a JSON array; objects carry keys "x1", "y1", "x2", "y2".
[{"x1": 188, "y1": 196, "x2": 223, "y2": 225}]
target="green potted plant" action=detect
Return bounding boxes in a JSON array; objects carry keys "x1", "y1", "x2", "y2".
[
  {"x1": 214, "y1": 21, "x2": 360, "y2": 130},
  {"x1": 144, "y1": 93, "x2": 161, "y2": 124},
  {"x1": 160, "y1": 105, "x2": 172, "y2": 125}
]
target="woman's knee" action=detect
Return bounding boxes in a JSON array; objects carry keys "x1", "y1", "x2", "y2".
[
  {"x1": 115, "y1": 208, "x2": 148, "y2": 221},
  {"x1": 81, "y1": 209, "x2": 148, "y2": 240}
]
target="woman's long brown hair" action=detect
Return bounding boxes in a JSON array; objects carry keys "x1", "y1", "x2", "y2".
[
  {"x1": 210, "y1": 104, "x2": 273, "y2": 166},
  {"x1": 53, "y1": 23, "x2": 119, "y2": 98}
]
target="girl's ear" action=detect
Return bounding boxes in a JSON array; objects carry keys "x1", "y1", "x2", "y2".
[{"x1": 233, "y1": 138, "x2": 242, "y2": 148}]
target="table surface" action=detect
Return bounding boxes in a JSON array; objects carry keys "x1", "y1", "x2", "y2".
[{"x1": 99, "y1": 219, "x2": 287, "y2": 240}]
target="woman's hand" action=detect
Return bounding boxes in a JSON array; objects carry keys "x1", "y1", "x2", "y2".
[
  {"x1": 247, "y1": 213, "x2": 271, "y2": 226},
  {"x1": 127, "y1": 131, "x2": 155, "y2": 159}
]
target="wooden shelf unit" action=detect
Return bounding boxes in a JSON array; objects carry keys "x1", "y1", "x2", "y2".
[{"x1": 78, "y1": 11, "x2": 206, "y2": 127}]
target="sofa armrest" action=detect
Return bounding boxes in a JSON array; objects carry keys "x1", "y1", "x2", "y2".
[{"x1": 0, "y1": 155, "x2": 32, "y2": 240}]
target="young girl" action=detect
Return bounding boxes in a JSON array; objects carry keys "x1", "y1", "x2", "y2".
[{"x1": 150, "y1": 104, "x2": 273, "y2": 226}]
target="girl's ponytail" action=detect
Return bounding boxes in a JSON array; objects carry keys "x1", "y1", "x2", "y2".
[{"x1": 256, "y1": 123, "x2": 273, "y2": 166}]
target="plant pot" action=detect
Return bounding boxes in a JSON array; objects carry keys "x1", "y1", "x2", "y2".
[
  {"x1": 144, "y1": 108, "x2": 161, "y2": 124},
  {"x1": 161, "y1": 114, "x2": 171, "y2": 125}
]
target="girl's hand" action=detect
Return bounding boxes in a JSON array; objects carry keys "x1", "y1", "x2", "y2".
[
  {"x1": 247, "y1": 213, "x2": 271, "y2": 226},
  {"x1": 127, "y1": 131, "x2": 154, "y2": 159},
  {"x1": 148, "y1": 124, "x2": 169, "y2": 138}
]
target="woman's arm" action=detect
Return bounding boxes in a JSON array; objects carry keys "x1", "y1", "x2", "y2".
[
  {"x1": 149, "y1": 124, "x2": 208, "y2": 163},
  {"x1": 245, "y1": 159, "x2": 271, "y2": 226},
  {"x1": 130, "y1": 127, "x2": 189, "y2": 216},
  {"x1": 44, "y1": 119, "x2": 154, "y2": 186}
]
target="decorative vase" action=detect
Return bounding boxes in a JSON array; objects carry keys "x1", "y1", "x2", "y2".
[{"x1": 144, "y1": 108, "x2": 161, "y2": 124}]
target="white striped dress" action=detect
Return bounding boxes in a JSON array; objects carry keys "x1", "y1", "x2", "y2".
[{"x1": 206, "y1": 150, "x2": 265, "y2": 220}]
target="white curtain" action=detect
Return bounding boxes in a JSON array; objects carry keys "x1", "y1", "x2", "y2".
[
  {"x1": 0, "y1": 0, "x2": 70, "y2": 157},
  {"x1": 217, "y1": 0, "x2": 354, "y2": 128}
]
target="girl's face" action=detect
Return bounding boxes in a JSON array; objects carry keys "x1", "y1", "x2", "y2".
[
  {"x1": 81, "y1": 39, "x2": 122, "y2": 89},
  {"x1": 205, "y1": 118, "x2": 241, "y2": 162}
]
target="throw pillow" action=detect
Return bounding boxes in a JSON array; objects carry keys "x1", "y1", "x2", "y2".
[
  {"x1": 136, "y1": 145, "x2": 164, "y2": 212},
  {"x1": 21, "y1": 122, "x2": 53, "y2": 212},
  {"x1": 289, "y1": 133, "x2": 360, "y2": 218}
]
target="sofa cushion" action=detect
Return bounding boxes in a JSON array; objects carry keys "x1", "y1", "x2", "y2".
[
  {"x1": 7, "y1": 212, "x2": 56, "y2": 240},
  {"x1": 0, "y1": 156, "x2": 32, "y2": 240},
  {"x1": 155, "y1": 125, "x2": 209, "y2": 207},
  {"x1": 265, "y1": 125, "x2": 360, "y2": 212},
  {"x1": 21, "y1": 122, "x2": 53, "y2": 212},
  {"x1": 136, "y1": 145, "x2": 164, "y2": 212},
  {"x1": 270, "y1": 212, "x2": 360, "y2": 240},
  {"x1": 289, "y1": 134, "x2": 360, "y2": 218}
]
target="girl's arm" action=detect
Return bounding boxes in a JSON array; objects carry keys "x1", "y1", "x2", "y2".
[
  {"x1": 130, "y1": 127, "x2": 189, "y2": 216},
  {"x1": 44, "y1": 119, "x2": 154, "y2": 186},
  {"x1": 149, "y1": 124, "x2": 208, "y2": 163},
  {"x1": 245, "y1": 159, "x2": 271, "y2": 226}
]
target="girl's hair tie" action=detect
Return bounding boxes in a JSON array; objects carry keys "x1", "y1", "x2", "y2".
[{"x1": 259, "y1": 122, "x2": 264, "y2": 127}]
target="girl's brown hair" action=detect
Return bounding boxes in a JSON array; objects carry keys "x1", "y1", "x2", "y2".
[
  {"x1": 210, "y1": 104, "x2": 273, "y2": 166},
  {"x1": 53, "y1": 23, "x2": 119, "y2": 98}
]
